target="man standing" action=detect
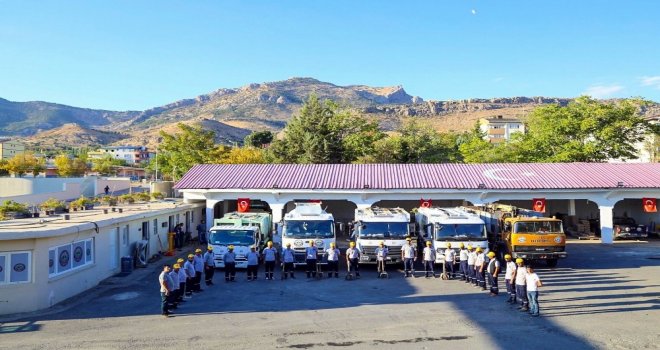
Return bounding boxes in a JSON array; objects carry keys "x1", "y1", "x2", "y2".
[
  {"x1": 466, "y1": 245, "x2": 476, "y2": 284},
  {"x1": 458, "y1": 243, "x2": 469, "y2": 281},
  {"x1": 401, "y1": 237, "x2": 417, "y2": 278},
  {"x1": 375, "y1": 241, "x2": 389, "y2": 278},
  {"x1": 346, "y1": 241, "x2": 360, "y2": 279},
  {"x1": 504, "y1": 254, "x2": 516, "y2": 303},
  {"x1": 246, "y1": 246, "x2": 259, "y2": 281},
  {"x1": 475, "y1": 248, "x2": 486, "y2": 290},
  {"x1": 262, "y1": 241, "x2": 278, "y2": 280},
  {"x1": 197, "y1": 221, "x2": 207, "y2": 246},
  {"x1": 525, "y1": 265, "x2": 543, "y2": 317},
  {"x1": 325, "y1": 242, "x2": 340, "y2": 278},
  {"x1": 224, "y1": 245, "x2": 237, "y2": 282},
  {"x1": 444, "y1": 243, "x2": 456, "y2": 280},
  {"x1": 168, "y1": 264, "x2": 181, "y2": 308},
  {"x1": 176, "y1": 258, "x2": 189, "y2": 300},
  {"x1": 159, "y1": 265, "x2": 173, "y2": 317},
  {"x1": 486, "y1": 251, "x2": 500, "y2": 296},
  {"x1": 305, "y1": 241, "x2": 319, "y2": 278},
  {"x1": 104, "y1": 185, "x2": 110, "y2": 195},
  {"x1": 203, "y1": 245, "x2": 215, "y2": 286},
  {"x1": 282, "y1": 243, "x2": 295, "y2": 279},
  {"x1": 193, "y1": 248, "x2": 204, "y2": 292},
  {"x1": 183, "y1": 254, "x2": 196, "y2": 296},
  {"x1": 174, "y1": 223, "x2": 184, "y2": 250},
  {"x1": 513, "y1": 258, "x2": 529, "y2": 311},
  {"x1": 422, "y1": 241, "x2": 436, "y2": 278}
]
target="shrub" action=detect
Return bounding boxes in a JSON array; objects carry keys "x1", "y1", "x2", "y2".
[
  {"x1": 40, "y1": 198, "x2": 66, "y2": 211},
  {"x1": 119, "y1": 194, "x2": 136, "y2": 204},
  {"x1": 0, "y1": 200, "x2": 29, "y2": 215},
  {"x1": 151, "y1": 191, "x2": 164, "y2": 200},
  {"x1": 134, "y1": 192, "x2": 151, "y2": 202},
  {"x1": 98, "y1": 195, "x2": 118, "y2": 206}
]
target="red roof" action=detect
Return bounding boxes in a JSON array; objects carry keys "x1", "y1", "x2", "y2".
[{"x1": 174, "y1": 163, "x2": 660, "y2": 190}]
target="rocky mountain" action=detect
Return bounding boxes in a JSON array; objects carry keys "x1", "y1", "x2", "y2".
[{"x1": 21, "y1": 123, "x2": 129, "y2": 149}]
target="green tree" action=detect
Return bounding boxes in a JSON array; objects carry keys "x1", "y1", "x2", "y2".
[
  {"x1": 269, "y1": 95, "x2": 384, "y2": 163},
  {"x1": 92, "y1": 155, "x2": 117, "y2": 176},
  {"x1": 220, "y1": 147, "x2": 267, "y2": 164},
  {"x1": 54, "y1": 154, "x2": 88, "y2": 177},
  {"x1": 4, "y1": 152, "x2": 45, "y2": 177},
  {"x1": 244, "y1": 131, "x2": 274, "y2": 148}
]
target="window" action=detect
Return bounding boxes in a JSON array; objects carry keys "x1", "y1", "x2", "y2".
[
  {"x1": 48, "y1": 238, "x2": 94, "y2": 278},
  {"x1": 509, "y1": 124, "x2": 520, "y2": 129},
  {"x1": 0, "y1": 251, "x2": 32, "y2": 285}
]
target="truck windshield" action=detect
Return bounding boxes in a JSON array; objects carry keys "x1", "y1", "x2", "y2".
[
  {"x1": 283, "y1": 220, "x2": 334, "y2": 239},
  {"x1": 435, "y1": 224, "x2": 487, "y2": 240},
  {"x1": 513, "y1": 221, "x2": 562, "y2": 234},
  {"x1": 209, "y1": 229, "x2": 255, "y2": 246},
  {"x1": 359, "y1": 222, "x2": 408, "y2": 239}
]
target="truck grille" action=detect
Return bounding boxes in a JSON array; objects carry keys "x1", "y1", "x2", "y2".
[
  {"x1": 514, "y1": 246, "x2": 564, "y2": 253},
  {"x1": 361, "y1": 246, "x2": 402, "y2": 256}
]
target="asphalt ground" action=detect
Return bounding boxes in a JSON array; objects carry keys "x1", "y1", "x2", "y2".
[{"x1": 1, "y1": 240, "x2": 659, "y2": 350}]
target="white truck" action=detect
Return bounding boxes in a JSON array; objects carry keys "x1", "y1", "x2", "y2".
[
  {"x1": 280, "y1": 202, "x2": 336, "y2": 266},
  {"x1": 415, "y1": 207, "x2": 489, "y2": 264},
  {"x1": 352, "y1": 207, "x2": 412, "y2": 264},
  {"x1": 207, "y1": 211, "x2": 272, "y2": 269}
]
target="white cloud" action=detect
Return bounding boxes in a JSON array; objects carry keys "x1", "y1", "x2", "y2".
[
  {"x1": 471, "y1": 9, "x2": 477, "y2": 15},
  {"x1": 640, "y1": 76, "x2": 660, "y2": 89},
  {"x1": 582, "y1": 84, "x2": 624, "y2": 98}
]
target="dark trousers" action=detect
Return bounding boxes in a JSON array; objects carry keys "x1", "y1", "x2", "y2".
[
  {"x1": 487, "y1": 273, "x2": 499, "y2": 294},
  {"x1": 306, "y1": 259, "x2": 317, "y2": 277},
  {"x1": 198, "y1": 231, "x2": 207, "y2": 245},
  {"x1": 377, "y1": 260, "x2": 387, "y2": 274},
  {"x1": 175, "y1": 233, "x2": 183, "y2": 249},
  {"x1": 327, "y1": 260, "x2": 339, "y2": 277},
  {"x1": 505, "y1": 279, "x2": 514, "y2": 300},
  {"x1": 265, "y1": 261, "x2": 275, "y2": 279},
  {"x1": 515, "y1": 284, "x2": 528, "y2": 307},
  {"x1": 404, "y1": 258, "x2": 414, "y2": 276},
  {"x1": 477, "y1": 268, "x2": 486, "y2": 288},
  {"x1": 283, "y1": 262, "x2": 294, "y2": 278},
  {"x1": 445, "y1": 261, "x2": 455, "y2": 279},
  {"x1": 247, "y1": 264, "x2": 258, "y2": 280},
  {"x1": 178, "y1": 282, "x2": 186, "y2": 300},
  {"x1": 459, "y1": 261, "x2": 468, "y2": 280},
  {"x1": 348, "y1": 258, "x2": 359, "y2": 276},
  {"x1": 424, "y1": 260, "x2": 434, "y2": 277},
  {"x1": 204, "y1": 266, "x2": 215, "y2": 284},
  {"x1": 185, "y1": 277, "x2": 194, "y2": 295},
  {"x1": 161, "y1": 292, "x2": 169, "y2": 315},
  {"x1": 467, "y1": 264, "x2": 474, "y2": 282},
  {"x1": 194, "y1": 271, "x2": 202, "y2": 291},
  {"x1": 167, "y1": 290, "x2": 178, "y2": 307},
  {"x1": 225, "y1": 262, "x2": 236, "y2": 281}
]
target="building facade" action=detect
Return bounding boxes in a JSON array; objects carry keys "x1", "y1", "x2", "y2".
[
  {"x1": 479, "y1": 116, "x2": 525, "y2": 143},
  {"x1": 88, "y1": 146, "x2": 153, "y2": 165},
  {"x1": 0, "y1": 139, "x2": 25, "y2": 160}
]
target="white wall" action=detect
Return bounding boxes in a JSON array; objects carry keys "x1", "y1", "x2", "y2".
[{"x1": 0, "y1": 177, "x2": 132, "y2": 206}]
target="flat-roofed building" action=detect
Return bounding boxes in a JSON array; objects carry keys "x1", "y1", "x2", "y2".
[
  {"x1": 0, "y1": 139, "x2": 25, "y2": 159},
  {"x1": 479, "y1": 116, "x2": 525, "y2": 143}
]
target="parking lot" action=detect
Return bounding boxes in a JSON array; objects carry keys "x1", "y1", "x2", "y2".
[{"x1": 1, "y1": 240, "x2": 659, "y2": 350}]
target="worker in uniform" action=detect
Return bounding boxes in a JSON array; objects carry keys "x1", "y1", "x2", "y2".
[
  {"x1": 176, "y1": 258, "x2": 189, "y2": 300},
  {"x1": 193, "y1": 248, "x2": 204, "y2": 292},
  {"x1": 375, "y1": 241, "x2": 389, "y2": 278},
  {"x1": 305, "y1": 240, "x2": 319, "y2": 278},
  {"x1": 159, "y1": 264, "x2": 173, "y2": 317},
  {"x1": 164, "y1": 264, "x2": 178, "y2": 311},
  {"x1": 458, "y1": 243, "x2": 469, "y2": 281},
  {"x1": 504, "y1": 254, "x2": 516, "y2": 303},
  {"x1": 224, "y1": 245, "x2": 237, "y2": 282},
  {"x1": 401, "y1": 237, "x2": 417, "y2": 278},
  {"x1": 346, "y1": 241, "x2": 360, "y2": 279},
  {"x1": 203, "y1": 245, "x2": 215, "y2": 286},
  {"x1": 246, "y1": 245, "x2": 259, "y2": 281},
  {"x1": 262, "y1": 241, "x2": 278, "y2": 280},
  {"x1": 513, "y1": 258, "x2": 529, "y2": 311},
  {"x1": 466, "y1": 245, "x2": 476, "y2": 284},
  {"x1": 174, "y1": 223, "x2": 184, "y2": 250},
  {"x1": 474, "y1": 248, "x2": 486, "y2": 290},
  {"x1": 444, "y1": 243, "x2": 456, "y2": 280},
  {"x1": 486, "y1": 251, "x2": 500, "y2": 296},
  {"x1": 282, "y1": 243, "x2": 295, "y2": 279},
  {"x1": 325, "y1": 242, "x2": 341, "y2": 278},
  {"x1": 168, "y1": 264, "x2": 181, "y2": 308},
  {"x1": 525, "y1": 264, "x2": 543, "y2": 317},
  {"x1": 422, "y1": 241, "x2": 436, "y2": 278},
  {"x1": 184, "y1": 254, "x2": 196, "y2": 295}
]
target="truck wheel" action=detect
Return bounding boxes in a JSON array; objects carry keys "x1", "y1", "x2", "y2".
[{"x1": 546, "y1": 259, "x2": 558, "y2": 268}]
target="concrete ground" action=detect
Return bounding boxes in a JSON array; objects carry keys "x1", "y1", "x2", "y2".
[{"x1": 1, "y1": 240, "x2": 659, "y2": 350}]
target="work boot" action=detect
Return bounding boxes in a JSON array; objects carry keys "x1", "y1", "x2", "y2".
[
  {"x1": 291, "y1": 273, "x2": 295, "y2": 279},
  {"x1": 334, "y1": 273, "x2": 339, "y2": 278},
  {"x1": 312, "y1": 272, "x2": 317, "y2": 278},
  {"x1": 306, "y1": 272, "x2": 311, "y2": 278}
]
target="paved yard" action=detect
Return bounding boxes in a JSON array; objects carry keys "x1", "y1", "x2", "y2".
[{"x1": 1, "y1": 240, "x2": 659, "y2": 349}]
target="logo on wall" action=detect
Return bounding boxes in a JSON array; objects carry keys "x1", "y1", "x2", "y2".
[
  {"x1": 532, "y1": 198, "x2": 546, "y2": 213},
  {"x1": 420, "y1": 199, "x2": 432, "y2": 208},
  {"x1": 238, "y1": 198, "x2": 251, "y2": 213},
  {"x1": 554, "y1": 236, "x2": 562, "y2": 244},
  {"x1": 59, "y1": 250, "x2": 70, "y2": 267},
  {"x1": 643, "y1": 198, "x2": 657, "y2": 213},
  {"x1": 13, "y1": 263, "x2": 26, "y2": 272},
  {"x1": 74, "y1": 246, "x2": 84, "y2": 263}
]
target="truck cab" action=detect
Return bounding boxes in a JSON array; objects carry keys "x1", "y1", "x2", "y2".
[
  {"x1": 208, "y1": 225, "x2": 260, "y2": 269},
  {"x1": 503, "y1": 217, "x2": 567, "y2": 266},
  {"x1": 416, "y1": 207, "x2": 489, "y2": 264},
  {"x1": 280, "y1": 202, "x2": 335, "y2": 266},
  {"x1": 352, "y1": 207, "x2": 412, "y2": 264}
]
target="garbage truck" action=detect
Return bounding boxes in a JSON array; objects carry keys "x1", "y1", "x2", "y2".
[
  {"x1": 279, "y1": 202, "x2": 335, "y2": 266},
  {"x1": 415, "y1": 207, "x2": 489, "y2": 264},
  {"x1": 352, "y1": 207, "x2": 412, "y2": 264},
  {"x1": 208, "y1": 211, "x2": 272, "y2": 269}
]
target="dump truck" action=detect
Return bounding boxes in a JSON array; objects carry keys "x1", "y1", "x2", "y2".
[
  {"x1": 416, "y1": 207, "x2": 489, "y2": 264},
  {"x1": 352, "y1": 207, "x2": 413, "y2": 264},
  {"x1": 463, "y1": 204, "x2": 567, "y2": 267},
  {"x1": 208, "y1": 211, "x2": 272, "y2": 269},
  {"x1": 279, "y1": 202, "x2": 335, "y2": 266}
]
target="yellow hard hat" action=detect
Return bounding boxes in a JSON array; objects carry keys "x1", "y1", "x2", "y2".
[
  {"x1": 459, "y1": 243, "x2": 465, "y2": 248},
  {"x1": 286, "y1": 243, "x2": 291, "y2": 247},
  {"x1": 173, "y1": 263, "x2": 180, "y2": 269},
  {"x1": 487, "y1": 252, "x2": 496, "y2": 258},
  {"x1": 446, "y1": 243, "x2": 451, "y2": 248},
  {"x1": 504, "y1": 254, "x2": 512, "y2": 260},
  {"x1": 187, "y1": 254, "x2": 194, "y2": 259},
  {"x1": 267, "y1": 241, "x2": 273, "y2": 247},
  {"x1": 406, "y1": 237, "x2": 412, "y2": 241},
  {"x1": 379, "y1": 241, "x2": 384, "y2": 246},
  {"x1": 515, "y1": 258, "x2": 524, "y2": 264},
  {"x1": 250, "y1": 245, "x2": 256, "y2": 250},
  {"x1": 228, "y1": 245, "x2": 234, "y2": 250},
  {"x1": 330, "y1": 242, "x2": 336, "y2": 247},
  {"x1": 349, "y1": 241, "x2": 356, "y2": 247},
  {"x1": 177, "y1": 258, "x2": 184, "y2": 263},
  {"x1": 467, "y1": 245, "x2": 473, "y2": 250},
  {"x1": 426, "y1": 241, "x2": 432, "y2": 246},
  {"x1": 195, "y1": 248, "x2": 202, "y2": 253},
  {"x1": 475, "y1": 247, "x2": 482, "y2": 253},
  {"x1": 309, "y1": 240, "x2": 315, "y2": 245},
  {"x1": 207, "y1": 245, "x2": 213, "y2": 250}
]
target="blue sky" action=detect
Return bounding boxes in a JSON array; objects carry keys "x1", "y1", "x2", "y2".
[{"x1": 0, "y1": 0, "x2": 659, "y2": 111}]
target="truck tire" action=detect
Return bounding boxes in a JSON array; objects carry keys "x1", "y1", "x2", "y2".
[{"x1": 546, "y1": 259, "x2": 558, "y2": 268}]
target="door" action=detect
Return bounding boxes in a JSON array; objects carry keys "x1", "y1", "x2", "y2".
[{"x1": 142, "y1": 221, "x2": 150, "y2": 257}]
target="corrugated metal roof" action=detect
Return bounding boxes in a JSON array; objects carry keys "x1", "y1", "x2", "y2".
[{"x1": 173, "y1": 163, "x2": 660, "y2": 190}]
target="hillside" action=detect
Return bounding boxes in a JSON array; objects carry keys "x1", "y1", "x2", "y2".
[{"x1": 21, "y1": 123, "x2": 129, "y2": 149}]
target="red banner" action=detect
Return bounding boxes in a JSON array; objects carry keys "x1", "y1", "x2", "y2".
[
  {"x1": 643, "y1": 198, "x2": 657, "y2": 213},
  {"x1": 420, "y1": 198, "x2": 432, "y2": 208},
  {"x1": 532, "y1": 198, "x2": 546, "y2": 213},
  {"x1": 238, "y1": 198, "x2": 250, "y2": 213}
]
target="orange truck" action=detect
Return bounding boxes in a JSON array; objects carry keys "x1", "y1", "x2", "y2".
[{"x1": 463, "y1": 204, "x2": 567, "y2": 267}]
